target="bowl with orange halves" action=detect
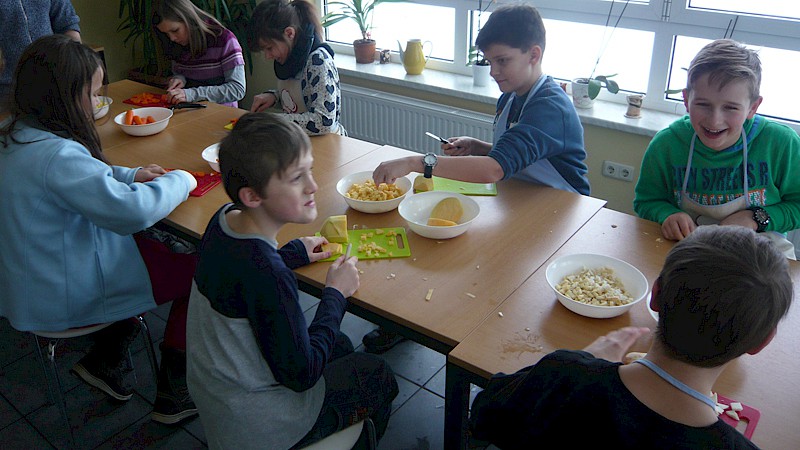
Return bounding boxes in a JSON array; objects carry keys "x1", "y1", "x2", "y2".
[{"x1": 113, "y1": 107, "x2": 173, "y2": 136}]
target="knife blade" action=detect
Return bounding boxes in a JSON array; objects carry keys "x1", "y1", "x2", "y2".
[{"x1": 170, "y1": 102, "x2": 207, "y2": 110}]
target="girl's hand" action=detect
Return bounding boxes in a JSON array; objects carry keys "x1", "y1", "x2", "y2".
[
  {"x1": 298, "y1": 236, "x2": 333, "y2": 262},
  {"x1": 166, "y1": 77, "x2": 185, "y2": 91},
  {"x1": 251, "y1": 92, "x2": 277, "y2": 112},
  {"x1": 165, "y1": 88, "x2": 186, "y2": 104},
  {"x1": 325, "y1": 253, "x2": 360, "y2": 298},
  {"x1": 582, "y1": 327, "x2": 651, "y2": 362},
  {"x1": 135, "y1": 164, "x2": 167, "y2": 182},
  {"x1": 661, "y1": 212, "x2": 696, "y2": 241}
]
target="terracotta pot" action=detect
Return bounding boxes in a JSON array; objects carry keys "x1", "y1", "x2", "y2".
[{"x1": 353, "y1": 39, "x2": 376, "y2": 64}]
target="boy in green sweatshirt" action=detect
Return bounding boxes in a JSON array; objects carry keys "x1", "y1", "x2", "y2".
[{"x1": 634, "y1": 39, "x2": 800, "y2": 258}]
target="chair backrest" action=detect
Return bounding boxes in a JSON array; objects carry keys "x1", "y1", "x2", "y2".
[{"x1": 300, "y1": 420, "x2": 364, "y2": 450}]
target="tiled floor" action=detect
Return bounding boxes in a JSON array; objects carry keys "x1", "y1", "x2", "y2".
[{"x1": 0, "y1": 292, "x2": 480, "y2": 449}]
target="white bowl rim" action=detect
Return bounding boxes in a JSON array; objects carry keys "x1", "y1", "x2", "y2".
[
  {"x1": 113, "y1": 107, "x2": 173, "y2": 127},
  {"x1": 546, "y1": 253, "x2": 649, "y2": 310},
  {"x1": 336, "y1": 172, "x2": 411, "y2": 204},
  {"x1": 398, "y1": 190, "x2": 480, "y2": 226}
]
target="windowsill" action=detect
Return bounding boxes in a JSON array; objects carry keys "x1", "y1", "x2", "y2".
[{"x1": 336, "y1": 54, "x2": 681, "y2": 138}]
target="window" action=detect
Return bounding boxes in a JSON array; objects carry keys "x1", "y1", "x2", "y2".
[{"x1": 321, "y1": 0, "x2": 800, "y2": 126}]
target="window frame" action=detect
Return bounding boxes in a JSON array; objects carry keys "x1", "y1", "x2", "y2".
[{"x1": 320, "y1": 0, "x2": 800, "y2": 126}]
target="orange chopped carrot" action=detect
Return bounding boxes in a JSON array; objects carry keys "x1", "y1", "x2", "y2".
[
  {"x1": 132, "y1": 115, "x2": 143, "y2": 125},
  {"x1": 145, "y1": 116, "x2": 155, "y2": 124},
  {"x1": 125, "y1": 109, "x2": 134, "y2": 125}
]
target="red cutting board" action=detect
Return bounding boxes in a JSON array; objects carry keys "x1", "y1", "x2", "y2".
[
  {"x1": 165, "y1": 169, "x2": 221, "y2": 197},
  {"x1": 123, "y1": 92, "x2": 172, "y2": 108},
  {"x1": 717, "y1": 394, "x2": 760, "y2": 439}
]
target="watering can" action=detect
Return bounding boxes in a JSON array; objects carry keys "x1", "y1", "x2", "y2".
[{"x1": 397, "y1": 39, "x2": 432, "y2": 75}]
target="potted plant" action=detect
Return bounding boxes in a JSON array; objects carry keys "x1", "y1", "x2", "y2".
[
  {"x1": 467, "y1": 0, "x2": 493, "y2": 86},
  {"x1": 321, "y1": 0, "x2": 405, "y2": 64},
  {"x1": 117, "y1": 0, "x2": 257, "y2": 86},
  {"x1": 571, "y1": 0, "x2": 628, "y2": 108}
]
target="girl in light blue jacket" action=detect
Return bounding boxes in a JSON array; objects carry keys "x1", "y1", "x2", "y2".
[{"x1": 0, "y1": 35, "x2": 198, "y2": 420}]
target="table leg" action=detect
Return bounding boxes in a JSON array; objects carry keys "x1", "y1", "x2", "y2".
[{"x1": 444, "y1": 363, "x2": 472, "y2": 450}]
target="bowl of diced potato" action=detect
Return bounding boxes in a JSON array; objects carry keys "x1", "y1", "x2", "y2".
[
  {"x1": 93, "y1": 96, "x2": 112, "y2": 119},
  {"x1": 113, "y1": 107, "x2": 173, "y2": 137},
  {"x1": 398, "y1": 191, "x2": 480, "y2": 240},
  {"x1": 336, "y1": 171, "x2": 411, "y2": 214},
  {"x1": 545, "y1": 253, "x2": 649, "y2": 318}
]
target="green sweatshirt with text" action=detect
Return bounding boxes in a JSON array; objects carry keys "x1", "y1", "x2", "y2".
[{"x1": 634, "y1": 114, "x2": 800, "y2": 232}]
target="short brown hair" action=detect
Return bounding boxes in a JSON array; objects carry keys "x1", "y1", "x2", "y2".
[
  {"x1": 654, "y1": 226, "x2": 792, "y2": 367},
  {"x1": 247, "y1": 0, "x2": 322, "y2": 50},
  {"x1": 476, "y1": 3, "x2": 546, "y2": 54},
  {"x1": 219, "y1": 112, "x2": 311, "y2": 203},
  {"x1": 686, "y1": 39, "x2": 762, "y2": 102}
]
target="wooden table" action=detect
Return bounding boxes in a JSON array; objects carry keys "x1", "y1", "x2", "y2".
[
  {"x1": 99, "y1": 80, "x2": 382, "y2": 238},
  {"x1": 445, "y1": 208, "x2": 800, "y2": 449},
  {"x1": 277, "y1": 145, "x2": 606, "y2": 352}
]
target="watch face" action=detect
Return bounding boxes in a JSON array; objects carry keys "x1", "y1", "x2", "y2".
[
  {"x1": 423, "y1": 153, "x2": 437, "y2": 166},
  {"x1": 755, "y1": 209, "x2": 769, "y2": 224}
]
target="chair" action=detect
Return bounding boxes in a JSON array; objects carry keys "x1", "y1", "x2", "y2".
[
  {"x1": 300, "y1": 418, "x2": 377, "y2": 450},
  {"x1": 30, "y1": 315, "x2": 159, "y2": 446}
]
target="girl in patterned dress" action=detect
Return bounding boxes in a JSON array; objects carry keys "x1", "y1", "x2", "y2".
[{"x1": 248, "y1": 0, "x2": 346, "y2": 135}]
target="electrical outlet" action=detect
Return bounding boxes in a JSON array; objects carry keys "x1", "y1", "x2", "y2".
[{"x1": 602, "y1": 160, "x2": 634, "y2": 182}]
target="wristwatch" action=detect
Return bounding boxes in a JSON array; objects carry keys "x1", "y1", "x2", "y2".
[
  {"x1": 748, "y1": 206, "x2": 770, "y2": 232},
  {"x1": 423, "y1": 152, "x2": 438, "y2": 178}
]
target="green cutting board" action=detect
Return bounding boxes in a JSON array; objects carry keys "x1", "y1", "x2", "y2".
[
  {"x1": 431, "y1": 176, "x2": 497, "y2": 196},
  {"x1": 318, "y1": 227, "x2": 411, "y2": 261}
]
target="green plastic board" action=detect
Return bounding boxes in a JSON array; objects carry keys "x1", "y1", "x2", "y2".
[
  {"x1": 431, "y1": 176, "x2": 497, "y2": 196},
  {"x1": 318, "y1": 227, "x2": 411, "y2": 261}
]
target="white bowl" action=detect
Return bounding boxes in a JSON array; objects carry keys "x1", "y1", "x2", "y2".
[
  {"x1": 93, "y1": 96, "x2": 112, "y2": 119},
  {"x1": 336, "y1": 171, "x2": 411, "y2": 214},
  {"x1": 398, "y1": 191, "x2": 480, "y2": 239},
  {"x1": 202, "y1": 143, "x2": 220, "y2": 172},
  {"x1": 545, "y1": 253, "x2": 649, "y2": 319},
  {"x1": 113, "y1": 107, "x2": 172, "y2": 136}
]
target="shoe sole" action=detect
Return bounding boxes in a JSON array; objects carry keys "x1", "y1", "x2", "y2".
[
  {"x1": 151, "y1": 408, "x2": 199, "y2": 425},
  {"x1": 71, "y1": 363, "x2": 132, "y2": 401}
]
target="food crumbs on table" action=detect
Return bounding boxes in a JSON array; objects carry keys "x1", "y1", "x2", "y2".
[
  {"x1": 358, "y1": 270, "x2": 364, "y2": 274},
  {"x1": 498, "y1": 312, "x2": 504, "y2": 317},
  {"x1": 465, "y1": 292, "x2": 476, "y2": 298},
  {"x1": 476, "y1": 265, "x2": 480, "y2": 270},
  {"x1": 412, "y1": 258, "x2": 417, "y2": 262},
  {"x1": 425, "y1": 288, "x2": 434, "y2": 301},
  {"x1": 436, "y1": 241, "x2": 443, "y2": 244},
  {"x1": 422, "y1": 277, "x2": 428, "y2": 281},
  {"x1": 656, "y1": 238, "x2": 663, "y2": 242},
  {"x1": 525, "y1": 327, "x2": 530, "y2": 331}
]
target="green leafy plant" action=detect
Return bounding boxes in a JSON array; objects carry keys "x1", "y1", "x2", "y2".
[
  {"x1": 321, "y1": 0, "x2": 405, "y2": 43},
  {"x1": 467, "y1": 0, "x2": 494, "y2": 66},
  {"x1": 117, "y1": 0, "x2": 257, "y2": 78},
  {"x1": 579, "y1": 0, "x2": 629, "y2": 99}
]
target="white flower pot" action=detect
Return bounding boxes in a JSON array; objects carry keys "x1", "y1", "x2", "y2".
[
  {"x1": 472, "y1": 64, "x2": 491, "y2": 87},
  {"x1": 571, "y1": 78, "x2": 594, "y2": 109}
]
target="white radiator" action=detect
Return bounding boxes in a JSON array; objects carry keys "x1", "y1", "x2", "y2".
[{"x1": 340, "y1": 84, "x2": 494, "y2": 154}]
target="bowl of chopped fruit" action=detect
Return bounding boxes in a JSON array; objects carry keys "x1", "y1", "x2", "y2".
[
  {"x1": 398, "y1": 191, "x2": 480, "y2": 240},
  {"x1": 545, "y1": 253, "x2": 649, "y2": 318},
  {"x1": 94, "y1": 96, "x2": 113, "y2": 119},
  {"x1": 336, "y1": 171, "x2": 411, "y2": 214}
]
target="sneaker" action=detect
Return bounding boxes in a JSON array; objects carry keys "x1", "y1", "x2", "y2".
[
  {"x1": 151, "y1": 346, "x2": 198, "y2": 424},
  {"x1": 362, "y1": 329, "x2": 405, "y2": 354},
  {"x1": 151, "y1": 391, "x2": 198, "y2": 425},
  {"x1": 72, "y1": 356, "x2": 133, "y2": 401}
]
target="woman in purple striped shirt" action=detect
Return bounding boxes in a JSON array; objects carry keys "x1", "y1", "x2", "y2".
[{"x1": 154, "y1": 0, "x2": 246, "y2": 108}]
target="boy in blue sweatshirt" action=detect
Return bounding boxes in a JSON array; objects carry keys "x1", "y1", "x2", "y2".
[{"x1": 366, "y1": 3, "x2": 589, "y2": 353}]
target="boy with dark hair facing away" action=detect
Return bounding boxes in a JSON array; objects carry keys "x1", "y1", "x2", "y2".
[
  {"x1": 634, "y1": 39, "x2": 800, "y2": 259},
  {"x1": 364, "y1": 3, "x2": 589, "y2": 353},
  {"x1": 470, "y1": 225, "x2": 792, "y2": 449},
  {"x1": 185, "y1": 113, "x2": 398, "y2": 449}
]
